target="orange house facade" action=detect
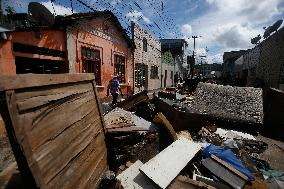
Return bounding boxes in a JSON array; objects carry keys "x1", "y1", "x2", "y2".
[
  {"x1": 60, "y1": 11, "x2": 134, "y2": 98},
  {"x1": 0, "y1": 11, "x2": 134, "y2": 99},
  {"x1": 0, "y1": 28, "x2": 68, "y2": 75}
]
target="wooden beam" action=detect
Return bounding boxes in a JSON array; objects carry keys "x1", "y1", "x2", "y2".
[{"x1": 0, "y1": 74, "x2": 95, "y2": 91}]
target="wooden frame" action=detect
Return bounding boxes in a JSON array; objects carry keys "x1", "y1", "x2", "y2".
[{"x1": 0, "y1": 74, "x2": 108, "y2": 189}]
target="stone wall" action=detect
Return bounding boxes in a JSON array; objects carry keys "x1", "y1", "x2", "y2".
[
  {"x1": 132, "y1": 22, "x2": 161, "y2": 92},
  {"x1": 188, "y1": 82, "x2": 263, "y2": 125}
]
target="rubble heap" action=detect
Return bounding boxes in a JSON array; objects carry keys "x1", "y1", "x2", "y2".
[{"x1": 188, "y1": 82, "x2": 263, "y2": 125}]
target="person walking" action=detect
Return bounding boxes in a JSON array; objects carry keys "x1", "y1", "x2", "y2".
[{"x1": 107, "y1": 75, "x2": 123, "y2": 104}]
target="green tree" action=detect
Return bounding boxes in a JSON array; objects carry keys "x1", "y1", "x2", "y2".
[{"x1": 5, "y1": 5, "x2": 15, "y2": 15}]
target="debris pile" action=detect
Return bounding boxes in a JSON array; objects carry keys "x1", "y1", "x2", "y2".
[
  {"x1": 188, "y1": 82, "x2": 263, "y2": 125},
  {"x1": 106, "y1": 84, "x2": 283, "y2": 189},
  {"x1": 0, "y1": 75, "x2": 283, "y2": 189}
]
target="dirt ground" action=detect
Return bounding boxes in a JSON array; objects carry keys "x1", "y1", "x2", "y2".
[
  {"x1": 258, "y1": 134, "x2": 284, "y2": 171},
  {"x1": 0, "y1": 116, "x2": 15, "y2": 173}
]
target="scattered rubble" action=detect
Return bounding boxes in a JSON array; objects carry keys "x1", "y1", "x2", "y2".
[
  {"x1": 188, "y1": 82, "x2": 263, "y2": 125},
  {"x1": 0, "y1": 75, "x2": 283, "y2": 189}
]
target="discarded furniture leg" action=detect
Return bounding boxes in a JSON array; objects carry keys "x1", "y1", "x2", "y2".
[{"x1": 153, "y1": 112, "x2": 177, "y2": 141}]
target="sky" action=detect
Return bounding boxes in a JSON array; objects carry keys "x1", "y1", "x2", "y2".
[{"x1": 2, "y1": 0, "x2": 284, "y2": 64}]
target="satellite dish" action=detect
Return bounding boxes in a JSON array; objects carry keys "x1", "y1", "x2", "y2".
[
  {"x1": 28, "y1": 2, "x2": 55, "y2": 26},
  {"x1": 251, "y1": 34, "x2": 261, "y2": 44}
]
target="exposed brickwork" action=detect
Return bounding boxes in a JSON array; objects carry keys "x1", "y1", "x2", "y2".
[{"x1": 132, "y1": 22, "x2": 161, "y2": 92}]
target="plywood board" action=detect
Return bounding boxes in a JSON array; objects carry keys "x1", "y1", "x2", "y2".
[
  {"x1": 140, "y1": 139, "x2": 201, "y2": 189},
  {"x1": 116, "y1": 160, "x2": 157, "y2": 189},
  {"x1": 0, "y1": 74, "x2": 108, "y2": 189}
]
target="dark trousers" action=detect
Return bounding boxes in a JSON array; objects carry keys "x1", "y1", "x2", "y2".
[{"x1": 111, "y1": 93, "x2": 118, "y2": 104}]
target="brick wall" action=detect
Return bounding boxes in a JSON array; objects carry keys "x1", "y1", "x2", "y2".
[
  {"x1": 238, "y1": 27, "x2": 284, "y2": 89},
  {"x1": 132, "y1": 22, "x2": 161, "y2": 92},
  {"x1": 258, "y1": 27, "x2": 284, "y2": 89}
]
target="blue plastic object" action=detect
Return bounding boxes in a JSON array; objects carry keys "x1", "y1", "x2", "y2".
[{"x1": 204, "y1": 144, "x2": 254, "y2": 181}]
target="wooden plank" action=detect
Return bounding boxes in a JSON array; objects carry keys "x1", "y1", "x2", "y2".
[
  {"x1": 116, "y1": 160, "x2": 158, "y2": 189},
  {"x1": 105, "y1": 123, "x2": 135, "y2": 129},
  {"x1": 47, "y1": 131, "x2": 107, "y2": 188},
  {"x1": 211, "y1": 155, "x2": 248, "y2": 181},
  {"x1": 153, "y1": 112, "x2": 178, "y2": 141},
  {"x1": 35, "y1": 115, "x2": 102, "y2": 184},
  {"x1": 24, "y1": 92, "x2": 96, "y2": 150},
  {"x1": 107, "y1": 126, "x2": 149, "y2": 133},
  {"x1": 168, "y1": 175, "x2": 216, "y2": 189},
  {"x1": 0, "y1": 74, "x2": 95, "y2": 91},
  {"x1": 140, "y1": 139, "x2": 201, "y2": 189},
  {"x1": 202, "y1": 157, "x2": 246, "y2": 189},
  {"x1": 15, "y1": 82, "x2": 92, "y2": 101},
  {"x1": 16, "y1": 82, "x2": 93, "y2": 112},
  {"x1": 114, "y1": 90, "x2": 149, "y2": 110},
  {"x1": 0, "y1": 74, "x2": 108, "y2": 189}
]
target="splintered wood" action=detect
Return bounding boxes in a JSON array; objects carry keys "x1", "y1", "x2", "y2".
[{"x1": 0, "y1": 74, "x2": 108, "y2": 189}]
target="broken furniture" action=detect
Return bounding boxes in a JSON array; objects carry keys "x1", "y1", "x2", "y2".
[
  {"x1": 0, "y1": 74, "x2": 108, "y2": 189},
  {"x1": 113, "y1": 90, "x2": 149, "y2": 110}
]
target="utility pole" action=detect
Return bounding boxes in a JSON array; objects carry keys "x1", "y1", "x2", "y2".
[
  {"x1": 188, "y1": 36, "x2": 201, "y2": 78},
  {"x1": 192, "y1": 36, "x2": 199, "y2": 58}
]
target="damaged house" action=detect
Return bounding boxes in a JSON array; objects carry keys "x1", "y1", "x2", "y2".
[
  {"x1": 132, "y1": 21, "x2": 161, "y2": 92},
  {"x1": 0, "y1": 10, "x2": 135, "y2": 98},
  {"x1": 57, "y1": 11, "x2": 134, "y2": 98},
  {"x1": 0, "y1": 14, "x2": 68, "y2": 75}
]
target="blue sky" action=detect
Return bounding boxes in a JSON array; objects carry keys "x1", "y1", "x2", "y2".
[{"x1": 3, "y1": 0, "x2": 284, "y2": 64}]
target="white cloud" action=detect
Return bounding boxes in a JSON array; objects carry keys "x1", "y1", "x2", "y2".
[
  {"x1": 126, "y1": 10, "x2": 151, "y2": 24},
  {"x1": 181, "y1": 24, "x2": 192, "y2": 38},
  {"x1": 206, "y1": 53, "x2": 223, "y2": 64},
  {"x1": 182, "y1": 0, "x2": 282, "y2": 57},
  {"x1": 41, "y1": 1, "x2": 74, "y2": 15},
  {"x1": 214, "y1": 24, "x2": 257, "y2": 49}
]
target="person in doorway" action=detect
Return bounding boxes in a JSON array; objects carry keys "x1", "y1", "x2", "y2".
[{"x1": 107, "y1": 75, "x2": 123, "y2": 104}]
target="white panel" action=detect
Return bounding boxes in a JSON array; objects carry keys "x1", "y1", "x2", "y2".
[{"x1": 140, "y1": 139, "x2": 201, "y2": 189}]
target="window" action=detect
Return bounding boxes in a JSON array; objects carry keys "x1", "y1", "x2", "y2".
[
  {"x1": 135, "y1": 63, "x2": 148, "y2": 88},
  {"x1": 114, "y1": 55, "x2": 126, "y2": 83},
  {"x1": 150, "y1": 65, "x2": 159, "y2": 79},
  {"x1": 171, "y1": 71, "x2": 173, "y2": 79},
  {"x1": 81, "y1": 47, "x2": 101, "y2": 85},
  {"x1": 143, "y1": 37, "x2": 147, "y2": 52}
]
